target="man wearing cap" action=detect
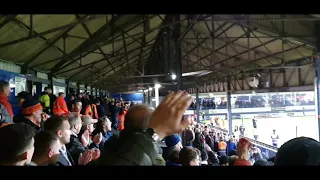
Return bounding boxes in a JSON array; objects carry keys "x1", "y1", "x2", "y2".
[
  {"x1": 14, "y1": 99, "x2": 43, "y2": 131},
  {"x1": 79, "y1": 115, "x2": 98, "y2": 148},
  {"x1": 163, "y1": 134, "x2": 182, "y2": 161},
  {"x1": 164, "y1": 134, "x2": 182, "y2": 166},
  {"x1": 65, "y1": 112, "x2": 100, "y2": 165},
  {"x1": 0, "y1": 123, "x2": 37, "y2": 166}
]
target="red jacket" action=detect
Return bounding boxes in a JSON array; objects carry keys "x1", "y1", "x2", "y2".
[{"x1": 0, "y1": 93, "x2": 13, "y2": 117}]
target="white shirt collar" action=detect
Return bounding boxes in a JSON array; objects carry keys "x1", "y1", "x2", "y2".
[
  {"x1": 71, "y1": 130, "x2": 78, "y2": 137},
  {"x1": 60, "y1": 145, "x2": 67, "y2": 153}
]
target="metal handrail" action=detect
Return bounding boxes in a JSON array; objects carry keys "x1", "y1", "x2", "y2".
[{"x1": 239, "y1": 135, "x2": 278, "y2": 151}]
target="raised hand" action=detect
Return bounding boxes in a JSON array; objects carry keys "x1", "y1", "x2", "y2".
[
  {"x1": 92, "y1": 132, "x2": 103, "y2": 145},
  {"x1": 91, "y1": 148, "x2": 101, "y2": 160},
  {"x1": 81, "y1": 129, "x2": 90, "y2": 147},
  {"x1": 148, "y1": 91, "x2": 193, "y2": 139},
  {"x1": 78, "y1": 150, "x2": 93, "y2": 165}
]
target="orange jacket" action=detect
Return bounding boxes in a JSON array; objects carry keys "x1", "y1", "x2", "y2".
[
  {"x1": 85, "y1": 104, "x2": 98, "y2": 119},
  {"x1": 53, "y1": 96, "x2": 69, "y2": 116},
  {"x1": 218, "y1": 141, "x2": 227, "y2": 150},
  {"x1": 118, "y1": 113, "x2": 125, "y2": 131}
]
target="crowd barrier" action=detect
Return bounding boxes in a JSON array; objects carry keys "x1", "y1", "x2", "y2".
[
  {"x1": 239, "y1": 135, "x2": 277, "y2": 159},
  {"x1": 207, "y1": 125, "x2": 277, "y2": 159},
  {"x1": 184, "y1": 105, "x2": 315, "y2": 116}
]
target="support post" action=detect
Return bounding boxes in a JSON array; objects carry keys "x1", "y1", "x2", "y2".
[
  {"x1": 143, "y1": 91, "x2": 146, "y2": 104},
  {"x1": 314, "y1": 21, "x2": 320, "y2": 141},
  {"x1": 77, "y1": 83, "x2": 80, "y2": 94},
  {"x1": 148, "y1": 89, "x2": 151, "y2": 106},
  {"x1": 155, "y1": 84, "x2": 160, "y2": 107},
  {"x1": 196, "y1": 86, "x2": 200, "y2": 123},
  {"x1": 48, "y1": 74, "x2": 54, "y2": 93},
  {"x1": 66, "y1": 80, "x2": 70, "y2": 95},
  {"x1": 174, "y1": 15, "x2": 183, "y2": 91},
  {"x1": 227, "y1": 80, "x2": 233, "y2": 136},
  {"x1": 316, "y1": 55, "x2": 320, "y2": 141}
]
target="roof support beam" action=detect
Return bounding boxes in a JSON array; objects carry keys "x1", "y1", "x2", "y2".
[
  {"x1": 181, "y1": 22, "x2": 231, "y2": 60},
  {"x1": 122, "y1": 33, "x2": 130, "y2": 74},
  {"x1": 86, "y1": 49, "x2": 151, "y2": 85},
  {"x1": 75, "y1": 14, "x2": 117, "y2": 74},
  {"x1": 67, "y1": 30, "x2": 157, "y2": 81},
  {"x1": 0, "y1": 15, "x2": 105, "y2": 49},
  {"x1": 55, "y1": 43, "x2": 154, "y2": 75},
  {"x1": 81, "y1": 39, "x2": 156, "y2": 83},
  {"x1": 34, "y1": 17, "x2": 146, "y2": 69},
  {"x1": 44, "y1": 15, "x2": 184, "y2": 67},
  {"x1": 0, "y1": 15, "x2": 17, "y2": 31},
  {"x1": 21, "y1": 15, "x2": 89, "y2": 74},
  {"x1": 179, "y1": 14, "x2": 200, "y2": 41},
  {"x1": 50, "y1": 15, "x2": 126, "y2": 74},
  {"x1": 314, "y1": 21, "x2": 320, "y2": 52},
  {"x1": 93, "y1": 54, "x2": 150, "y2": 87}
]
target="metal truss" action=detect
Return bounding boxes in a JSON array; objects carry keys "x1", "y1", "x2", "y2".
[{"x1": 0, "y1": 14, "x2": 319, "y2": 92}]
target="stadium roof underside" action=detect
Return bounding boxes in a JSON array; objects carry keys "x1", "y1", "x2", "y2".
[{"x1": 0, "y1": 14, "x2": 319, "y2": 92}]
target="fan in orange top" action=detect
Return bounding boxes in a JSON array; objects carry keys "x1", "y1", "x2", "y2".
[{"x1": 117, "y1": 107, "x2": 125, "y2": 131}]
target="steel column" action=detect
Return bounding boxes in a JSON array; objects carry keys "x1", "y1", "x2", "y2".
[
  {"x1": 174, "y1": 15, "x2": 183, "y2": 91},
  {"x1": 314, "y1": 21, "x2": 320, "y2": 141},
  {"x1": 196, "y1": 86, "x2": 200, "y2": 123},
  {"x1": 148, "y1": 90, "x2": 151, "y2": 106},
  {"x1": 227, "y1": 80, "x2": 233, "y2": 136},
  {"x1": 315, "y1": 56, "x2": 320, "y2": 141}
]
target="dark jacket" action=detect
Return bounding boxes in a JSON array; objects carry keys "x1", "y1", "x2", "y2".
[
  {"x1": 13, "y1": 115, "x2": 40, "y2": 132},
  {"x1": 56, "y1": 150, "x2": 75, "y2": 166},
  {"x1": 185, "y1": 129, "x2": 195, "y2": 146},
  {"x1": 89, "y1": 142, "x2": 99, "y2": 150},
  {"x1": 109, "y1": 105, "x2": 118, "y2": 129},
  {"x1": 80, "y1": 98, "x2": 88, "y2": 115},
  {"x1": 96, "y1": 104, "x2": 105, "y2": 118},
  {"x1": 90, "y1": 131, "x2": 161, "y2": 165},
  {"x1": 205, "y1": 135, "x2": 214, "y2": 151},
  {"x1": 66, "y1": 134, "x2": 86, "y2": 165},
  {"x1": 166, "y1": 161, "x2": 182, "y2": 166},
  {"x1": 207, "y1": 151, "x2": 220, "y2": 166}
]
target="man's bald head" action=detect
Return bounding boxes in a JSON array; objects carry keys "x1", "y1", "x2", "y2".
[{"x1": 124, "y1": 104, "x2": 154, "y2": 130}]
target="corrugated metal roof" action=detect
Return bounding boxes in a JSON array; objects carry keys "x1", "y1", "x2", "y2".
[{"x1": 0, "y1": 14, "x2": 318, "y2": 91}]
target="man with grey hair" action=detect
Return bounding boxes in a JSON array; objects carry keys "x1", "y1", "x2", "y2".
[
  {"x1": 65, "y1": 112, "x2": 86, "y2": 164},
  {"x1": 0, "y1": 80, "x2": 13, "y2": 125}
]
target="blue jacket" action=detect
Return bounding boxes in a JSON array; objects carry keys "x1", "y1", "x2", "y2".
[
  {"x1": 99, "y1": 131, "x2": 113, "y2": 151},
  {"x1": 227, "y1": 141, "x2": 237, "y2": 155}
]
